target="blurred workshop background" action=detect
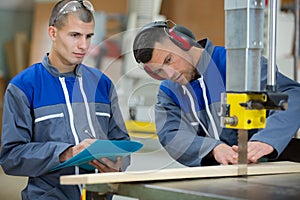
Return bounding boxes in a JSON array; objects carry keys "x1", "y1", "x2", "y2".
[{"x1": 0, "y1": 0, "x2": 299, "y2": 199}]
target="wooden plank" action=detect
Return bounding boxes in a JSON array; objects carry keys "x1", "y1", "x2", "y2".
[
  {"x1": 60, "y1": 161, "x2": 300, "y2": 185},
  {"x1": 248, "y1": 161, "x2": 300, "y2": 175}
]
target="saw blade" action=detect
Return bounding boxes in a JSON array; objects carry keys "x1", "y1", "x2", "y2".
[{"x1": 237, "y1": 129, "x2": 248, "y2": 175}]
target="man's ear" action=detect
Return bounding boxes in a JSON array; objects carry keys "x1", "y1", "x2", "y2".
[{"x1": 48, "y1": 26, "x2": 57, "y2": 41}]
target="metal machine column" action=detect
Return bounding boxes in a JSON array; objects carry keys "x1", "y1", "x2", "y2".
[
  {"x1": 225, "y1": 0, "x2": 265, "y2": 92},
  {"x1": 221, "y1": 0, "x2": 288, "y2": 175},
  {"x1": 223, "y1": 0, "x2": 266, "y2": 176}
]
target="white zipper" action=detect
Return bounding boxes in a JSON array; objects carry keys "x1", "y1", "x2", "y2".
[
  {"x1": 182, "y1": 78, "x2": 220, "y2": 140},
  {"x1": 182, "y1": 85, "x2": 210, "y2": 137},
  {"x1": 78, "y1": 77, "x2": 96, "y2": 138},
  {"x1": 59, "y1": 77, "x2": 80, "y2": 145},
  {"x1": 198, "y1": 76, "x2": 219, "y2": 140}
]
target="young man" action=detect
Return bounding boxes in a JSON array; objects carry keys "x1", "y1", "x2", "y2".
[
  {"x1": 133, "y1": 21, "x2": 300, "y2": 167},
  {"x1": 0, "y1": 0, "x2": 129, "y2": 199}
]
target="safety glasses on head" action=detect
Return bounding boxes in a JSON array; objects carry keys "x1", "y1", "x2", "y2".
[{"x1": 51, "y1": 0, "x2": 95, "y2": 26}]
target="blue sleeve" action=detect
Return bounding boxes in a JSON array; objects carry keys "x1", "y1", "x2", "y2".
[
  {"x1": 0, "y1": 84, "x2": 72, "y2": 177},
  {"x1": 155, "y1": 86, "x2": 222, "y2": 167}
]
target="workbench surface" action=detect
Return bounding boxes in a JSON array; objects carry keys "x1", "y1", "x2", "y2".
[
  {"x1": 61, "y1": 161, "x2": 300, "y2": 199},
  {"x1": 86, "y1": 173, "x2": 300, "y2": 200}
]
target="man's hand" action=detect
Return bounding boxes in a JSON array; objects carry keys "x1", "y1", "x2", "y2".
[
  {"x1": 89, "y1": 157, "x2": 123, "y2": 173},
  {"x1": 212, "y1": 143, "x2": 238, "y2": 165},
  {"x1": 247, "y1": 141, "x2": 274, "y2": 163},
  {"x1": 59, "y1": 139, "x2": 96, "y2": 163},
  {"x1": 232, "y1": 141, "x2": 274, "y2": 163}
]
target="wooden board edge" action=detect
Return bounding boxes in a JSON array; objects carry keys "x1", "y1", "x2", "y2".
[{"x1": 60, "y1": 161, "x2": 300, "y2": 185}]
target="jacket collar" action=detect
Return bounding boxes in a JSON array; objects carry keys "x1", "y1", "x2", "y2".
[
  {"x1": 42, "y1": 53, "x2": 83, "y2": 77},
  {"x1": 197, "y1": 38, "x2": 215, "y2": 75}
]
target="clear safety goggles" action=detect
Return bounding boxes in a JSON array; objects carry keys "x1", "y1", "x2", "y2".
[{"x1": 52, "y1": 0, "x2": 95, "y2": 25}]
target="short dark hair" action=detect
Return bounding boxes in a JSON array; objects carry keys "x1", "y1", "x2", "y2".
[
  {"x1": 133, "y1": 27, "x2": 167, "y2": 64},
  {"x1": 49, "y1": 0, "x2": 94, "y2": 29}
]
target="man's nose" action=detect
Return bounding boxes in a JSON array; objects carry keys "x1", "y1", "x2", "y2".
[
  {"x1": 78, "y1": 37, "x2": 89, "y2": 49},
  {"x1": 164, "y1": 66, "x2": 177, "y2": 80}
]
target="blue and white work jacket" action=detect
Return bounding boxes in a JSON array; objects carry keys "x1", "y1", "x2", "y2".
[
  {"x1": 0, "y1": 54, "x2": 130, "y2": 199},
  {"x1": 155, "y1": 39, "x2": 300, "y2": 167}
]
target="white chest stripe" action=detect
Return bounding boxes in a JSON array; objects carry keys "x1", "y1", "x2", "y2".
[
  {"x1": 96, "y1": 112, "x2": 111, "y2": 117},
  {"x1": 35, "y1": 113, "x2": 64, "y2": 123},
  {"x1": 190, "y1": 122, "x2": 199, "y2": 126}
]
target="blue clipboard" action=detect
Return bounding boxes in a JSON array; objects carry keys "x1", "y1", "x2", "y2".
[{"x1": 50, "y1": 140, "x2": 143, "y2": 171}]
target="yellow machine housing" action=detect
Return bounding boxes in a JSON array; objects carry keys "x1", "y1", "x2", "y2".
[{"x1": 223, "y1": 92, "x2": 267, "y2": 130}]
